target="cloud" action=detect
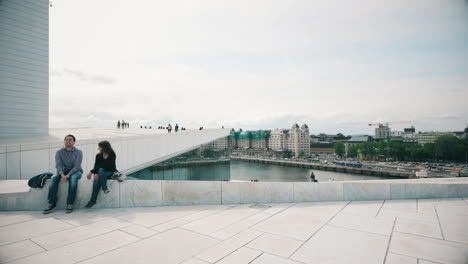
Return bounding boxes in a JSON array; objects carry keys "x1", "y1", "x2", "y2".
[
  {"x1": 50, "y1": 68, "x2": 116, "y2": 84},
  {"x1": 48, "y1": 0, "x2": 468, "y2": 134}
]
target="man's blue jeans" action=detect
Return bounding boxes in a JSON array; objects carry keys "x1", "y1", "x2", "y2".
[
  {"x1": 48, "y1": 171, "x2": 82, "y2": 205},
  {"x1": 90, "y1": 168, "x2": 113, "y2": 202}
]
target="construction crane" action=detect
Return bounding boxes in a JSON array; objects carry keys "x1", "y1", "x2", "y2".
[
  {"x1": 368, "y1": 121, "x2": 411, "y2": 127},
  {"x1": 368, "y1": 123, "x2": 388, "y2": 127}
]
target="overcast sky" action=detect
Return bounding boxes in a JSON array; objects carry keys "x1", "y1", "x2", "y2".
[{"x1": 49, "y1": 0, "x2": 468, "y2": 135}]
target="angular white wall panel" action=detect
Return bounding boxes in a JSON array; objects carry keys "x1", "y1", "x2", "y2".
[{"x1": 0, "y1": 0, "x2": 49, "y2": 137}]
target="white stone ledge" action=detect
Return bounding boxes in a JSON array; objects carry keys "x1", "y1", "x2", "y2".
[{"x1": 1, "y1": 179, "x2": 467, "y2": 211}]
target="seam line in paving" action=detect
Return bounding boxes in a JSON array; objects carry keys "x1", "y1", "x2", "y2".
[
  {"x1": 53, "y1": 209, "x2": 134, "y2": 227},
  {"x1": 177, "y1": 227, "x2": 224, "y2": 242},
  {"x1": 0, "y1": 218, "x2": 76, "y2": 247},
  {"x1": 244, "y1": 245, "x2": 308, "y2": 264},
  {"x1": 0, "y1": 215, "x2": 49, "y2": 228},
  {"x1": 181, "y1": 205, "x2": 222, "y2": 218},
  {"x1": 248, "y1": 252, "x2": 264, "y2": 264},
  {"x1": 146, "y1": 205, "x2": 221, "y2": 228},
  {"x1": 1, "y1": 240, "x2": 47, "y2": 263},
  {"x1": 34, "y1": 227, "x2": 135, "y2": 251},
  {"x1": 208, "y1": 211, "x2": 268, "y2": 238},
  {"x1": 162, "y1": 206, "x2": 235, "y2": 232},
  {"x1": 117, "y1": 227, "x2": 147, "y2": 239},
  {"x1": 29, "y1": 238, "x2": 48, "y2": 251},
  {"x1": 151, "y1": 220, "x2": 193, "y2": 233},
  {"x1": 116, "y1": 205, "x2": 207, "y2": 229},
  {"x1": 462, "y1": 197, "x2": 468, "y2": 207},
  {"x1": 287, "y1": 200, "x2": 351, "y2": 259},
  {"x1": 217, "y1": 204, "x2": 298, "y2": 239},
  {"x1": 51, "y1": 215, "x2": 107, "y2": 228},
  {"x1": 418, "y1": 257, "x2": 443, "y2": 264},
  {"x1": 0, "y1": 238, "x2": 40, "y2": 252},
  {"x1": 182, "y1": 205, "x2": 235, "y2": 222},
  {"x1": 376, "y1": 200, "x2": 386, "y2": 217},
  {"x1": 262, "y1": 203, "x2": 296, "y2": 215},
  {"x1": 29, "y1": 217, "x2": 134, "y2": 249},
  {"x1": 149, "y1": 218, "x2": 189, "y2": 230},
  {"x1": 326, "y1": 224, "x2": 390, "y2": 238},
  {"x1": 192, "y1": 256, "x2": 209, "y2": 263},
  {"x1": 388, "y1": 252, "x2": 420, "y2": 262},
  {"x1": 383, "y1": 216, "x2": 397, "y2": 264},
  {"x1": 146, "y1": 216, "x2": 188, "y2": 229},
  {"x1": 212, "y1": 231, "x2": 264, "y2": 264},
  {"x1": 433, "y1": 207, "x2": 445, "y2": 240},
  {"x1": 10, "y1": 229, "x2": 134, "y2": 263},
  {"x1": 73, "y1": 231, "x2": 142, "y2": 264},
  {"x1": 204, "y1": 207, "x2": 278, "y2": 236},
  {"x1": 247, "y1": 229, "x2": 305, "y2": 243},
  {"x1": 392, "y1": 231, "x2": 468, "y2": 245},
  {"x1": 416, "y1": 199, "x2": 419, "y2": 213}
]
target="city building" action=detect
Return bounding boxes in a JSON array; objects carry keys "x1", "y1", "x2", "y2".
[
  {"x1": 269, "y1": 129, "x2": 288, "y2": 150},
  {"x1": 404, "y1": 126, "x2": 416, "y2": 133},
  {"x1": 201, "y1": 136, "x2": 231, "y2": 150},
  {"x1": 251, "y1": 130, "x2": 269, "y2": 149},
  {"x1": 269, "y1": 123, "x2": 310, "y2": 157},
  {"x1": 390, "y1": 131, "x2": 404, "y2": 137},
  {"x1": 416, "y1": 132, "x2": 452, "y2": 145},
  {"x1": 310, "y1": 143, "x2": 334, "y2": 155},
  {"x1": 237, "y1": 131, "x2": 251, "y2": 149},
  {"x1": 453, "y1": 131, "x2": 465, "y2": 139},
  {"x1": 375, "y1": 125, "x2": 391, "y2": 140},
  {"x1": 344, "y1": 135, "x2": 372, "y2": 156},
  {"x1": 391, "y1": 126, "x2": 417, "y2": 143}
]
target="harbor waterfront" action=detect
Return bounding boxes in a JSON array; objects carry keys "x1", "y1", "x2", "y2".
[{"x1": 129, "y1": 159, "x2": 404, "y2": 181}]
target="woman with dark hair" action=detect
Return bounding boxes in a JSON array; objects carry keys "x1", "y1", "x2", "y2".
[{"x1": 85, "y1": 140, "x2": 116, "y2": 208}]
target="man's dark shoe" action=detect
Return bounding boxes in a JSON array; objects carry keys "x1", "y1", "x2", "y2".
[
  {"x1": 65, "y1": 204, "x2": 73, "y2": 213},
  {"x1": 43, "y1": 203, "x2": 56, "y2": 214},
  {"x1": 85, "y1": 201, "x2": 96, "y2": 208},
  {"x1": 103, "y1": 188, "x2": 110, "y2": 194}
]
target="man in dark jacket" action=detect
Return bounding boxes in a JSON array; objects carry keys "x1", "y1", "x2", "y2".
[{"x1": 43, "y1": 134, "x2": 83, "y2": 214}]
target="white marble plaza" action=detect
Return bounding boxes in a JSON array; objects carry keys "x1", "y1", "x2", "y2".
[{"x1": 0, "y1": 198, "x2": 467, "y2": 264}]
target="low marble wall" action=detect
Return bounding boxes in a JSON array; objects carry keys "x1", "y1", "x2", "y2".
[{"x1": 1, "y1": 179, "x2": 467, "y2": 211}]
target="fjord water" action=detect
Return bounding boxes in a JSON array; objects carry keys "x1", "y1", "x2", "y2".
[{"x1": 130, "y1": 160, "x2": 391, "y2": 182}]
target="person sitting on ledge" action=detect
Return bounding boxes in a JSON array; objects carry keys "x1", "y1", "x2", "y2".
[
  {"x1": 310, "y1": 172, "x2": 318, "y2": 182},
  {"x1": 85, "y1": 140, "x2": 117, "y2": 208},
  {"x1": 43, "y1": 134, "x2": 83, "y2": 214}
]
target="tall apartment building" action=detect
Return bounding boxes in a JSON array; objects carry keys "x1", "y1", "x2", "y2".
[
  {"x1": 269, "y1": 123, "x2": 310, "y2": 157},
  {"x1": 232, "y1": 130, "x2": 269, "y2": 149},
  {"x1": 375, "y1": 125, "x2": 391, "y2": 140},
  {"x1": 268, "y1": 129, "x2": 288, "y2": 150},
  {"x1": 251, "y1": 131, "x2": 268, "y2": 149}
]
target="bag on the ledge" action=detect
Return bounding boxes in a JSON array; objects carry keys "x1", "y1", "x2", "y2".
[
  {"x1": 111, "y1": 171, "x2": 127, "y2": 182},
  {"x1": 28, "y1": 172, "x2": 53, "y2": 189}
]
